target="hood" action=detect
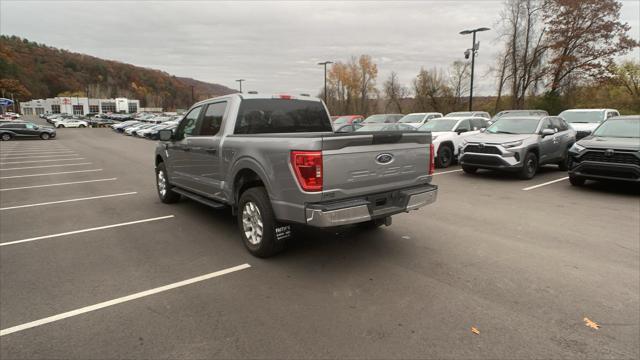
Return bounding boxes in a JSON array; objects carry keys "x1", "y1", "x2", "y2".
[
  {"x1": 578, "y1": 136, "x2": 640, "y2": 151},
  {"x1": 568, "y1": 122, "x2": 600, "y2": 132},
  {"x1": 465, "y1": 132, "x2": 533, "y2": 144}
]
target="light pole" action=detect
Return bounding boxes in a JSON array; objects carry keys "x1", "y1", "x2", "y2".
[
  {"x1": 460, "y1": 27, "x2": 490, "y2": 111},
  {"x1": 317, "y1": 61, "x2": 333, "y2": 104},
  {"x1": 236, "y1": 79, "x2": 245, "y2": 93}
]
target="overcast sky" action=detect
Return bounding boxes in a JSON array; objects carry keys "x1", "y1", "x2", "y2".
[{"x1": 2, "y1": 0, "x2": 639, "y2": 96}]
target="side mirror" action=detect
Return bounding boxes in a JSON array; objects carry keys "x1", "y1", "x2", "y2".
[
  {"x1": 541, "y1": 128, "x2": 555, "y2": 136},
  {"x1": 457, "y1": 129, "x2": 469, "y2": 134},
  {"x1": 158, "y1": 129, "x2": 173, "y2": 141}
]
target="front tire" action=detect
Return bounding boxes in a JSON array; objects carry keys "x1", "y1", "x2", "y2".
[
  {"x1": 1, "y1": 133, "x2": 12, "y2": 141},
  {"x1": 57, "y1": 124, "x2": 65, "y2": 128},
  {"x1": 518, "y1": 152, "x2": 538, "y2": 180},
  {"x1": 79, "y1": 124, "x2": 86, "y2": 128},
  {"x1": 462, "y1": 165, "x2": 477, "y2": 174},
  {"x1": 156, "y1": 162, "x2": 181, "y2": 203},
  {"x1": 569, "y1": 175, "x2": 586, "y2": 186},
  {"x1": 436, "y1": 145, "x2": 453, "y2": 168},
  {"x1": 40, "y1": 133, "x2": 50, "y2": 140},
  {"x1": 238, "y1": 187, "x2": 284, "y2": 258}
]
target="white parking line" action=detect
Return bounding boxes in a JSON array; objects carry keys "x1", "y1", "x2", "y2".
[
  {"x1": 0, "y1": 169, "x2": 103, "y2": 179},
  {"x1": 522, "y1": 177, "x2": 569, "y2": 191},
  {"x1": 1, "y1": 147, "x2": 69, "y2": 152},
  {"x1": 0, "y1": 163, "x2": 92, "y2": 171},
  {"x1": 1, "y1": 154, "x2": 79, "y2": 159},
  {"x1": 0, "y1": 215, "x2": 174, "y2": 247},
  {"x1": 0, "y1": 263, "x2": 251, "y2": 337},
  {"x1": 433, "y1": 169, "x2": 463, "y2": 175},
  {"x1": 1, "y1": 150, "x2": 74, "y2": 155},
  {"x1": 0, "y1": 192, "x2": 137, "y2": 211},
  {"x1": 0, "y1": 178, "x2": 117, "y2": 191},
  {"x1": 0, "y1": 158, "x2": 84, "y2": 165}
]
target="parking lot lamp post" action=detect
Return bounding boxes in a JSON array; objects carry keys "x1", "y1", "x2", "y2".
[
  {"x1": 236, "y1": 79, "x2": 245, "y2": 93},
  {"x1": 317, "y1": 61, "x2": 333, "y2": 105},
  {"x1": 460, "y1": 27, "x2": 490, "y2": 111}
]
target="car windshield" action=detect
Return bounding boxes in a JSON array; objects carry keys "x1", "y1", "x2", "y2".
[
  {"x1": 592, "y1": 119, "x2": 640, "y2": 138},
  {"x1": 418, "y1": 119, "x2": 459, "y2": 132},
  {"x1": 445, "y1": 112, "x2": 472, "y2": 117},
  {"x1": 356, "y1": 124, "x2": 416, "y2": 132},
  {"x1": 398, "y1": 114, "x2": 425, "y2": 123},
  {"x1": 560, "y1": 111, "x2": 605, "y2": 123},
  {"x1": 362, "y1": 115, "x2": 388, "y2": 124},
  {"x1": 486, "y1": 118, "x2": 540, "y2": 134},
  {"x1": 333, "y1": 116, "x2": 352, "y2": 125}
]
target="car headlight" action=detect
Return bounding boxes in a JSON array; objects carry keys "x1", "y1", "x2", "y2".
[
  {"x1": 570, "y1": 143, "x2": 585, "y2": 152},
  {"x1": 502, "y1": 140, "x2": 523, "y2": 148}
]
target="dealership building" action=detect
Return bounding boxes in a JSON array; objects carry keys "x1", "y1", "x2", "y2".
[{"x1": 20, "y1": 97, "x2": 140, "y2": 116}]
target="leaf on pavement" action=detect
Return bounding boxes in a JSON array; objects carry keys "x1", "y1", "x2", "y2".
[
  {"x1": 471, "y1": 327, "x2": 480, "y2": 335},
  {"x1": 583, "y1": 317, "x2": 600, "y2": 330}
]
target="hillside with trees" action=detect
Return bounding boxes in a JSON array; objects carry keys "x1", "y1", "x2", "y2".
[{"x1": 0, "y1": 35, "x2": 236, "y2": 110}]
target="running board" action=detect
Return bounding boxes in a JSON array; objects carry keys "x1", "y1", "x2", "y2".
[{"x1": 173, "y1": 188, "x2": 227, "y2": 209}]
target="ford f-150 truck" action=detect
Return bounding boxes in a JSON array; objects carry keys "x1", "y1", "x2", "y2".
[{"x1": 154, "y1": 93, "x2": 438, "y2": 257}]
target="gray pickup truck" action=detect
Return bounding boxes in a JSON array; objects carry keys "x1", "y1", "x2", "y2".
[{"x1": 154, "y1": 94, "x2": 438, "y2": 257}]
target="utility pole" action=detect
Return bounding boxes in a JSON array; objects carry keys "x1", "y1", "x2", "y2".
[
  {"x1": 191, "y1": 85, "x2": 195, "y2": 103},
  {"x1": 460, "y1": 27, "x2": 490, "y2": 111},
  {"x1": 317, "y1": 61, "x2": 333, "y2": 104},
  {"x1": 236, "y1": 79, "x2": 245, "y2": 93}
]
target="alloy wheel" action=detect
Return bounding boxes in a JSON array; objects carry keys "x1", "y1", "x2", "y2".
[{"x1": 242, "y1": 201, "x2": 263, "y2": 245}]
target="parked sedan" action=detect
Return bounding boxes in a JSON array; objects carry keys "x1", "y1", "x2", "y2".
[
  {"x1": 445, "y1": 111, "x2": 491, "y2": 119},
  {"x1": 568, "y1": 115, "x2": 639, "y2": 185},
  {"x1": 0, "y1": 122, "x2": 56, "y2": 140},
  {"x1": 55, "y1": 118, "x2": 88, "y2": 128},
  {"x1": 332, "y1": 115, "x2": 364, "y2": 127},
  {"x1": 417, "y1": 117, "x2": 488, "y2": 168},
  {"x1": 145, "y1": 123, "x2": 178, "y2": 140},
  {"x1": 459, "y1": 116, "x2": 575, "y2": 179},
  {"x1": 125, "y1": 123, "x2": 156, "y2": 136}
]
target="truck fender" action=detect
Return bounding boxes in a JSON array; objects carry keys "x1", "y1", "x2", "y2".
[{"x1": 227, "y1": 156, "x2": 275, "y2": 206}]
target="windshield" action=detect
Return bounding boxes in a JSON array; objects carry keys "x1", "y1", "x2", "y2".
[
  {"x1": 356, "y1": 124, "x2": 416, "y2": 132},
  {"x1": 559, "y1": 110, "x2": 605, "y2": 123},
  {"x1": 362, "y1": 115, "x2": 388, "y2": 124},
  {"x1": 592, "y1": 119, "x2": 640, "y2": 138},
  {"x1": 398, "y1": 114, "x2": 425, "y2": 123},
  {"x1": 333, "y1": 116, "x2": 352, "y2": 125},
  {"x1": 486, "y1": 118, "x2": 540, "y2": 134},
  {"x1": 418, "y1": 119, "x2": 459, "y2": 132},
  {"x1": 445, "y1": 112, "x2": 472, "y2": 117}
]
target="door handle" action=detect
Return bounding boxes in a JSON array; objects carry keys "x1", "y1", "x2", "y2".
[{"x1": 206, "y1": 148, "x2": 217, "y2": 155}]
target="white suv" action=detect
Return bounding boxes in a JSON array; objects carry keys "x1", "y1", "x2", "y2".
[
  {"x1": 418, "y1": 117, "x2": 489, "y2": 168},
  {"x1": 55, "y1": 119, "x2": 89, "y2": 128},
  {"x1": 558, "y1": 109, "x2": 620, "y2": 140},
  {"x1": 397, "y1": 112, "x2": 443, "y2": 128}
]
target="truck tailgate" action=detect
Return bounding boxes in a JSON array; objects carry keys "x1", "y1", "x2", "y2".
[{"x1": 321, "y1": 132, "x2": 431, "y2": 201}]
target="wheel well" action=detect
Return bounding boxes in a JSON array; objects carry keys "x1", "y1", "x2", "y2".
[
  {"x1": 155, "y1": 155, "x2": 163, "y2": 167},
  {"x1": 234, "y1": 169, "x2": 265, "y2": 203},
  {"x1": 528, "y1": 147, "x2": 539, "y2": 159},
  {"x1": 439, "y1": 141, "x2": 454, "y2": 151}
]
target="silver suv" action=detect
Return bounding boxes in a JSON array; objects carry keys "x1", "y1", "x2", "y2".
[{"x1": 459, "y1": 116, "x2": 576, "y2": 179}]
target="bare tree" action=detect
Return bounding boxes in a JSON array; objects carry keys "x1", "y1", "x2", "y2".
[
  {"x1": 448, "y1": 60, "x2": 470, "y2": 110},
  {"x1": 383, "y1": 71, "x2": 408, "y2": 113},
  {"x1": 413, "y1": 67, "x2": 452, "y2": 113}
]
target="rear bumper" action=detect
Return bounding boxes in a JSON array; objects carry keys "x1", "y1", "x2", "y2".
[{"x1": 305, "y1": 184, "x2": 438, "y2": 227}]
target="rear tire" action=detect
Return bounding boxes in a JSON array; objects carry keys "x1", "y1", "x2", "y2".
[
  {"x1": 569, "y1": 175, "x2": 586, "y2": 186},
  {"x1": 436, "y1": 145, "x2": 453, "y2": 168},
  {"x1": 40, "y1": 133, "x2": 50, "y2": 140},
  {"x1": 57, "y1": 124, "x2": 65, "y2": 128},
  {"x1": 79, "y1": 124, "x2": 86, "y2": 128},
  {"x1": 156, "y1": 162, "x2": 181, "y2": 204},
  {"x1": 518, "y1": 152, "x2": 538, "y2": 180},
  {"x1": 238, "y1": 187, "x2": 284, "y2": 258},
  {"x1": 462, "y1": 165, "x2": 477, "y2": 174},
  {"x1": 1, "y1": 133, "x2": 12, "y2": 141}
]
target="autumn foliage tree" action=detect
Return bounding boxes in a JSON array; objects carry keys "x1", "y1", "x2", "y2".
[
  {"x1": 544, "y1": 0, "x2": 639, "y2": 94},
  {"x1": 326, "y1": 55, "x2": 379, "y2": 116}
]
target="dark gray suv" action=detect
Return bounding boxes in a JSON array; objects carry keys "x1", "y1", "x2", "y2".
[{"x1": 459, "y1": 116, "x2": 576, "y2": 179}]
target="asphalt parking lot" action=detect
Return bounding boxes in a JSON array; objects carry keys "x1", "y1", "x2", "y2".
[{"x1": 0, "y1": 117, "x2": 638, "y2": 359}]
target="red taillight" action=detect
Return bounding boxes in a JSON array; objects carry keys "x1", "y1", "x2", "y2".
[
  {"x1": 279, "y1": 95, "x2": 293, "y2": 100},
  {"x1": 429, "y1": 143, "x2": 435, "y2": 175},
  {"x1": 291, "y1": 151, "x2": 323, "y2": 192}
]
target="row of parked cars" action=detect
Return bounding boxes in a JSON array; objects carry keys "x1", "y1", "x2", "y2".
[
  {"x1": 110, "y1": 114, "x2": 183, "y2": 140},
  {"x1": 329, "y1": 108, "x2": 638, "y2": 184}
]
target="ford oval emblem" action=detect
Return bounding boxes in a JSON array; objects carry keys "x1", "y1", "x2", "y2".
[{"x1": 376, "y1": 153, "x2": 394, "y2": 164}]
